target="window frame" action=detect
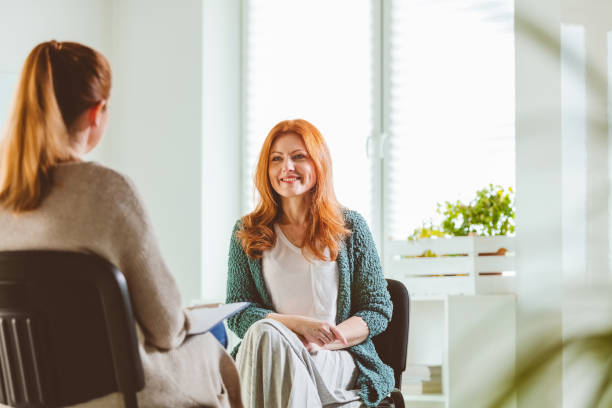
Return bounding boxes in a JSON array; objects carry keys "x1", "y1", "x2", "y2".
[{"x1": 239, "y1": 0, "x2": 515, "y2": 269}]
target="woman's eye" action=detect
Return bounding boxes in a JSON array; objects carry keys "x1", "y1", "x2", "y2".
[
  {"x1": 293, "y1": 154, "x2": 306, "y2": 160},
  {"x1": 271, "y1": 156, "x2": 282, "y2": 162}
]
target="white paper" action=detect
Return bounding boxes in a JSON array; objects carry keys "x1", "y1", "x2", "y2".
[{"x1": 187, "y1": 302, "x2": 250, "y2": 335}]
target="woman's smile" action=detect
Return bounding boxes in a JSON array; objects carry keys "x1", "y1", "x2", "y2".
[
  {"x1": 268, "y1": 132, "x2": 317, "y2": 199},
  {"x1": 281, "y1": 176, "x2": 301, "y2": 183}
]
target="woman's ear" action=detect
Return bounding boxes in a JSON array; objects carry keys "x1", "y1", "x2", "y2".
[{"x1": 88, "y1": 101, "x2": 106, "y2": 127}]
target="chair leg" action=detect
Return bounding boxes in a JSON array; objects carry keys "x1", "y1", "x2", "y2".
[{"x1": 123, "y1": 392, "x2": 138, "y2": 408}]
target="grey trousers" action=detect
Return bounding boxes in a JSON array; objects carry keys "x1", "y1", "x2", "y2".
[{"x1": 236, "y1": 319, "x2": 364, "y2": 408}]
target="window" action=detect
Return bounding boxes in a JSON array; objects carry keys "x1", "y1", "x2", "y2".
[
  {"x1": 243, "y1": 0, "x2": 515, "y2": 259},
  {"x1": 385, "y1": 0, "x2": 515, "y2": 240},
  {"x1": 243, "y1": 0, "x2": 376, "y2": 229}
]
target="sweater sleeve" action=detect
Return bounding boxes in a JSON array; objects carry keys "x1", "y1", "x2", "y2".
[
  {"x1": 349, "y1": 211, "x2": 393, "y2": 339},
  {"x1": 109, "y1": 173, "x2": 188, "y2": 350},
  {"x1": 225, "y1": 221, "x2": 274, "y2": 339}
]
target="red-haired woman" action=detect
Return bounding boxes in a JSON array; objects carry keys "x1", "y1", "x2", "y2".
[
  {"x1": 0, "y1": 41, "x2": 242, "y2": 407},
  {"x1": 226, "y1": 119, "x2": 394, "y2": 407}
]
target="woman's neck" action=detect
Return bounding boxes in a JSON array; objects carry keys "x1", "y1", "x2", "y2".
[
  {"x1": 69, "y1": 128, "x2": 89, "y2": 160},
  {"x1": 279, "y1": 195, "x2": 311, "y2": 226}
]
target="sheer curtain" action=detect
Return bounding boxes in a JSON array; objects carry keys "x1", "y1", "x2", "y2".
[{"x1": 243, "y1": 0, "x2": 376, "y2": 227}]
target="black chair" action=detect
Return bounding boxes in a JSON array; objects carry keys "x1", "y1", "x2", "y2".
[
  {"x1": 373, "y1": 279, "x2": 410, "y2": 408},
  {"x1": 0, "y1": 250, "x2": 144, "y2": 408}
]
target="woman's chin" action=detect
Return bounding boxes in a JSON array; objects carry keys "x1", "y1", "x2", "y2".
[{"x1": 277, "y1": 188, "x2": 309, "y2": 199}]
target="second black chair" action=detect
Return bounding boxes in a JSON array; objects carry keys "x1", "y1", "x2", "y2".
[{"x1": 373, "y1": 278, "x2": 411, "y2": 408}]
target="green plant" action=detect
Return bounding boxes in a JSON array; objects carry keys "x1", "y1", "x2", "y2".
[
  {"x1": 407, "y1": 185, "x2": 515, "y2": 239},
  {"x1": 407, "y1": 220, "x2": 446, "y2": 241},
  {"x1": 437, "y1": 184, "x2": 515, "y2": 237}
]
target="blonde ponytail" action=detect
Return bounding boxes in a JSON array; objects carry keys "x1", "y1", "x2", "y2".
[{"x1": 0, "y1": 41, "x2": 111, "y2": 212}]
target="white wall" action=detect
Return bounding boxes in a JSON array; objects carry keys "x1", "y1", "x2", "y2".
[
  {"x1": 201, "y1": 0, "x2": 242, "y2": 302},
  {"x1": 108, "y1": 0, "x2": 205, "y2": 304},
  {"x1": 0, "y1": 1, "x2": 244, "y2": 305},
  {"x1": 0, "y1": 0, "x2": 113, "y2": 159},
  {"x1": 108, "y1": 0, "x2": 242, "y2": 304}
]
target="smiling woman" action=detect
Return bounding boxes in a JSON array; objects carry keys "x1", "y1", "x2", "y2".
[{"x1": 226, "y1": 119, "x2": 394, "y2": 407}]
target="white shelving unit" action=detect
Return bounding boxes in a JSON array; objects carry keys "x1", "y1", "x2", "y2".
[
  {"x1": 401, "y1": 294, "x2": 516, "y2": 408},
  {"x1": 383, "y1": 237, "x2": 517, "y2": 407},
  {"x1": 382, "y1": 237, "x2": 517, "y2": 405}
]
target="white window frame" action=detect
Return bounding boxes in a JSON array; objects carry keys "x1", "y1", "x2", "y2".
[
  {"x1": 240, "y1": 0, "x2": 387, "y2": 255},
  {"x1": 239, "y1": 0, "x2": 515, "y2": 268}
]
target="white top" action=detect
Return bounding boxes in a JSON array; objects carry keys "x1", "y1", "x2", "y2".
[{"x1": 262, "y1": 224, "x2": 339, "y2": 325}]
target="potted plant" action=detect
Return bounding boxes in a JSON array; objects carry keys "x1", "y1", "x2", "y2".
[
  {"x1": 408, "y1": 185, "x2": 515, "y2": 257},
  {"x1": 436, "y1": 184, "x2": 515, "y2": 238}
]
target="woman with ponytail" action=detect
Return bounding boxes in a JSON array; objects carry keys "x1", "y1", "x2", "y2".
[
  {"x1": 0, "y1": 41, "x2": 242, "y2": 407},
  {"x1": 226, "y1": 119, "x2": 394, "y2": 407}
]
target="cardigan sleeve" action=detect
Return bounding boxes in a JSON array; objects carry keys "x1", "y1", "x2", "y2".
[
  {"x1": 349, "y1": 211, "x2": 393, "y2": 339},
  {"x1": 225, "y1": 220, "x2": 274, "y2": 339}
]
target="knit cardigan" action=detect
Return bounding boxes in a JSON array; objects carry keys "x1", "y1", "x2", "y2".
[{"x1": 226, "y1": 210, "x2": 394, "y2": 407}]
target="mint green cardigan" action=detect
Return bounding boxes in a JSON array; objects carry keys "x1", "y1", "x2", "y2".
[{"x1": 226, "y1": 210, "x2": 394, "y2": 407}]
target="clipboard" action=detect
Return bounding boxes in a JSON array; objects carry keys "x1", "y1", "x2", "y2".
[{"x1": 186, "y1": 302, "x2": 250, "y2": 335}]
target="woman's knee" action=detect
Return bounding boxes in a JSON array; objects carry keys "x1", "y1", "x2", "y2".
[
  {"x1": 238, "y1": 319, "x2": 287, "y2": 363},
  {"x1": 244, "y1": 318, "x2": 282, "y2": 339}
]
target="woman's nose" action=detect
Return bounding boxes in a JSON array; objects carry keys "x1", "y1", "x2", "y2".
[{"x1": 283, "y1": 159, "x2": 295, "y2": 171}]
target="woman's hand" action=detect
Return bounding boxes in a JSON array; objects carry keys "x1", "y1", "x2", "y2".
[
  {"x1": 266, "y1": 313, "x2": 347, "y2": 350},
  {"x1": 297, "y1": 334, "x2": 322, "y2": 353},
  {"x1": 296, "y1": 316, "x2": 347, "y2": 347},
  {"x1": 304, "y1": 316, "x2": 370, "y2": 352}
]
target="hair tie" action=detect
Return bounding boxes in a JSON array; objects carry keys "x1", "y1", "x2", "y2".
[{"x1": 50, "y1": 40, "x2": 63, "y2": 51}]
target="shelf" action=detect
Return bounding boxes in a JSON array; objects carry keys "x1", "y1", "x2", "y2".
[
  {"x1": 411, "y1": 293, "x2": 516, "y2": 302},
  {"x1": 405, "y1": 294, "x2": 517, "y2": 408},
  {"x1": 385, "y1": 236, "x2": 516, "y2": 296},
  {"x1": 403, "y1": 393, "x2": 447, "y2": 402},
  {"x1": 411, "y1": 294, "x2": 448, "y2": 302}
]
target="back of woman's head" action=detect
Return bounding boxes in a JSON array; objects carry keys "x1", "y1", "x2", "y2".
[{"x1": 0, "y1": 40, "x2": 111, "y2": 212}]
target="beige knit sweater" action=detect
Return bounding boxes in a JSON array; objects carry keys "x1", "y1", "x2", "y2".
[{"x1": 0, "y1": 161, "x2": 242, "y2": 408}]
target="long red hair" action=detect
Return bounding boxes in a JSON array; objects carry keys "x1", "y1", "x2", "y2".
[
  {"x1": 237, "y1": 119, "x2": 350, "y2": 261},
  {"x1": 0, "y1": 40, "x2": 111, "y2": 212}
]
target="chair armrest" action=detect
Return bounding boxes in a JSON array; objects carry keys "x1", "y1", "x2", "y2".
[
  {"x1": 390, "y1": 388, "x2": 405, "y2": 408},
  {"x1": 376, "y1": 388, "x2": 404, "y2": 408}
]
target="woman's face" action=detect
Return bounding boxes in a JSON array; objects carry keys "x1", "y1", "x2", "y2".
[{"x1": 268, "y1": 132, "x2": 317, "y2": 200}]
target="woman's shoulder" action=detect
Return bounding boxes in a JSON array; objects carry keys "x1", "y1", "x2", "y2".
[
  {"x1": 232, "y1": 217, "x2": 244, "y2": 232},
  {"x1": 341, "y1": 208, "x2": 367, "y2": 230},
  {"x1": 55, "y1": 161, "x2": 138, "y2": 198},
  {"x1": 56, "y1": 160, "x2": 130, "y2": 182},
  {"x1": 340, "y1": 209, "x2": 376, "y2": 251},
  {"x1": 52, "y1": 162, "x2": 147, "y2": 219}
]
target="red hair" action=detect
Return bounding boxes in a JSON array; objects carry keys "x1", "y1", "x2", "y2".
[
  {"x1": 237, "y1": 119, "x2": 350, "y2": 261},
  {"x1": 0, "y1": 40, "x2": 111, "y2": 212}
]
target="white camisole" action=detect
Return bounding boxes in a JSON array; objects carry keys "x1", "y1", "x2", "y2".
[{"x1": 262, "y1": 224, "x2": 339, "y2": 325}]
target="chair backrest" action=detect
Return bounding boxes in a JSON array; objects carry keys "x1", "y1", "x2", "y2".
[
  {"x1": 0, "y1": 250, "x2": 144, "y2": 407},
  {"x1": 372, "y1": 279, "x2": 410, "y2": 389}
]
